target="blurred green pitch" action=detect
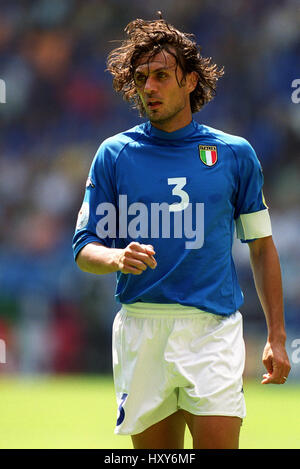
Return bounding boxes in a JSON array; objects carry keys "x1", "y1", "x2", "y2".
[{"x1": 0, "y1": 376, "x2": 299, "y2": 449}]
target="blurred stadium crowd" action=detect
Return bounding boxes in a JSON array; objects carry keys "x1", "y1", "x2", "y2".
[{"x1": 0, "y1": 0, "x2": 299, "y2": 375}]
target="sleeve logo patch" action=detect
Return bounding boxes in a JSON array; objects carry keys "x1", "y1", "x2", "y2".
[
  {"x1": 76, "y1": 201, "x2": 90, "y2": 230},
  {"x1": 86, "y1": 176, "x2": 95, "y2": 188}
]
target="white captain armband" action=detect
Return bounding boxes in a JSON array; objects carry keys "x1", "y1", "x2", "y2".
[{"x1": 235, "y1": 208, "x2": 272, "y2": 241}]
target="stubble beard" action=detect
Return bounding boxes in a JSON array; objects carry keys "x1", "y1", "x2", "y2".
[{"x1": 146, "y1": 100, "x2": 186, "y2": 126}]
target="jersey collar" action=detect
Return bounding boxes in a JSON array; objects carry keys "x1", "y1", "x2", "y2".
[{"x1": 147, "y1": 120, "x2": 197, "y2": 140}]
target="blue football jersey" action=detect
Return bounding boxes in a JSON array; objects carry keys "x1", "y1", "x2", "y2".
[{"x1": 72, "y1": 120, "x2": 271, "y2": 316}]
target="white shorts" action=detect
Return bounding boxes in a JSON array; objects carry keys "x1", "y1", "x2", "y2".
[{"x1": 112, "y1": 303, "x2": 246, "y2": 436}]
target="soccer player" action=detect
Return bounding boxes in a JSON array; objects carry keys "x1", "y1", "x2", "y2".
[{"x1": 72, "y1": 16, "x2": 291, "y2": 449}]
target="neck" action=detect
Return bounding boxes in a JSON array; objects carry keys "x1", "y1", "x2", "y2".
[{"x1": 150, "y1": 111, "x2": 193, "y2": 133}]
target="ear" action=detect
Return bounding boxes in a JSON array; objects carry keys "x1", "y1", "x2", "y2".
[{"x1": 187, "y1": 71, "x2": 198, "y2": 93}]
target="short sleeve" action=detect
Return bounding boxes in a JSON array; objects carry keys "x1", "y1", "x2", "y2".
[
  {"x1": 72, "y1": 142, "x2": 117, "y2": 259},
  {"x1": 234, "y1": 139, "x2": 272, "y2": 242}
]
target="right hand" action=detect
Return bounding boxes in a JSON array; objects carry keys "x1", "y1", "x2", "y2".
[
  {"x1": 117, "y1": 242, "x2": 157, "y2": 275},
  {"x1": 261, "y1": 340, "x2": 291, "y2": 385}
]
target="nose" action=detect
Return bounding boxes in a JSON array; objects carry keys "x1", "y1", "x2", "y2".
[{"x1": 144, "y1": 75, "x2": 158, "y2": 94}]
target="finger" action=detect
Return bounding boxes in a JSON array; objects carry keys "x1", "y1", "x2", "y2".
[
  {"x1": 137, "y1": 252, "x2": 157, "y2": 269},
  {"x1": 128, "y1": 242, "x2": 147, "y2": 252},
  {"x1": 130, "y1": 242, "x2": 155, "y2": 255},
  {"x1": 261, "y1": 373, "x2": 276, "y2": 384},
  {"x1": 261, "y1": 373, "x2": 280, "y2": 384},
  {"x1": 262, "y1": 356, "x2": 273, "y2": 375},
  {"x1": 269, "y1": 366, "x2": 282, "y2": 384},
  {"x1": 261, "y1": 372, "x2": 286, "y2": 385},
  {"x1": 135, "y1": 252, "x2": 156, "y2": 269},
  {"x1": 120, "y1": 252, "x2": 148, "y2": 274},
  {"x1": 262, "y1": 363, "x2": 290, "y2": 384},
  {"x1": 261, "y1": 373, "x2": 270, "y2": 384},
  {"x1": 283, "y1": 361, "x2": 291, "y2": 379},
  {"x1": 145, "y1": 244, "x2": 156, "y2": 255},
  {"x1": 145, "y1": 254, "x2": 157, "y2": 269},
  {"x1": 126, "y1": 247, "x2": 156, "y2": 269},
  {"x1": 121, "y1": 266, "x2": 143, "y2": 275},
  {"x1": 281, "y1": 365, "x2": 291, "y2": 384},
  {"x1": 121, "y1": 262, "x2": 145, "y2": 275},
  {"x1": 140, "y1": 245, "x2": 157, "y2": 268},
  {"x1": 124, "y1": 257, "x2": 148, "y2": 272}
]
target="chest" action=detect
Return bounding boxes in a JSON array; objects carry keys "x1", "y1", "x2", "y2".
[{"x1": 115, "y1": 143, "x2": 237, "y2": 210}]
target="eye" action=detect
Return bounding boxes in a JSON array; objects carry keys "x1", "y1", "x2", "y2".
[
  {"x1": 134, "y1": 74, "x2": 147, "y2": 86},
  {"x1": 157, "y1": 71, "x2": 167, "y2": 79}
]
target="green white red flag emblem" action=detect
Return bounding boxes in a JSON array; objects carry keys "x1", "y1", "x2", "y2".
[{"x1": 198, "y1": 145, "x2": 218, "y2": 166}]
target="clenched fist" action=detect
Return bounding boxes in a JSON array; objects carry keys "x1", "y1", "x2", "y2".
[{"x1": 117, "y1": 242, "x2": 157, "y2": 275}]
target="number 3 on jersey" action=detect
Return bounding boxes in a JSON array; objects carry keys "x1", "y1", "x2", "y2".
[{"x1": 168, "y1": 177, "x2": 189, "y2": 212}]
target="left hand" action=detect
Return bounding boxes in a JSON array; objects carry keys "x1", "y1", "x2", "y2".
[{"x1": 261, "y1": 341, "x2": 291, "y2": 384}]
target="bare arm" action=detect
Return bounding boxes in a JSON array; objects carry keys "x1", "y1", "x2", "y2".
[
  {"x1": 248, "y1": 236, "x2": 291, "y2": 384},
  {"x1": 76, "y1": 241, "x2": 157, "y2": 275}
]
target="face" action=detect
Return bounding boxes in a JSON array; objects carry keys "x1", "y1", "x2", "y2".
[{"x1": 133, "y1": 49, "x2": 197, "y2": 132}]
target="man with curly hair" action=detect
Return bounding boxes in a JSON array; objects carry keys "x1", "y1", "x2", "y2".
[{"x1": 73, "y1": 15, "x2": 290, "y2": 449}]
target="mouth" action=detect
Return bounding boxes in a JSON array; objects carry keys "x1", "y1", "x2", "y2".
[{"x1": 147, "y1": 100, "x2": 162, "y2": 110}]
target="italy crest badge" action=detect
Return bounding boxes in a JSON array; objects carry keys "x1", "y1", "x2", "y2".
[{"x1": 198, "y1": 145, "x2": 218, "y2": 166}]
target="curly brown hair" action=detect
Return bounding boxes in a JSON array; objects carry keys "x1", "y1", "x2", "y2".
[{"x1": 106, "y1": 15, "x2": 224, "y2": 116}]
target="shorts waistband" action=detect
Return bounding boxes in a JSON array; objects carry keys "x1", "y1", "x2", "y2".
[{"x1": 120, "y1": 302, "x2": 210, "y2": 318}]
